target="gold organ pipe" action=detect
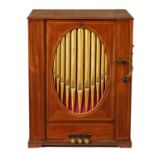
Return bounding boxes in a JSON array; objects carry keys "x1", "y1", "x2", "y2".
[
  {"x1": 60, "y1": 37, "x2": 65, "y2": 101},
  {"x1": 60, "y1": 37, "x2": 65, "y2": 82},
  {"x1": 85, "y1": 88, "x2": 89, "y2": 111},
  {"x1": 96, "y1": 82, "x2": 100, "y2": 102},
  {"x1": 56, "y1": 44, "x2": 61, "y2": 95},
  {"x1": 71, "y1": 88, "x2": 76, "y2": 112},
  {"x1": 101, "y1": 44, "x2": 105, "y2": 94},
  {"x1": 96, "y1": 37, "x2": 101, "y2": 102},
  {"x1": 90, "y1": 32, "x2": 96, "y2": 108},
  {"x1": 66, "y1": 86, "x2": 70, "y2": 108},
  {"x1": 84, "y1": 29, "x2": 90, "y2": 111},
  {"x1": 71, "y1": 29, "x2": 77, "y2": 88},
  {"x1": 77, "y1": 28, "x2": 84, "y2": 113},
  {"x1": 71, "y1": 29, "x2": 77, "y2": 111},
  {"x1": 84, "y1": 29, "x2": 91, "y2": 87},
  {"x1": 77, "y1": 28, "x2": 84, "y2": 90},
  {"x1": 65, "y1": 32, "x2": 71, "y2": 85},
  {"x1": 65, "y1": 32, "x2": 71, "y2": 108},
  {"x1": 53, "y1": 56, "x2": 56, "y2": 86},
  {"x1": 105, "y1": 53, "x2": 108, "y2": 85},
  {"x1": 60, "y1": 82, "x2": 64, "y2": 101},
  {"x1": 91, "y1": 86, "x2": 95, "y2": 108},
  {"x1": 77, "y1": 90, "x2": 83, "y2": 113},
  {"x1": 96, "y1": 37, "x2": 101, "y2": 82}
]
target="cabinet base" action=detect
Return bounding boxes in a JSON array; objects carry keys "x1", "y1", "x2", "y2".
[{"x1": 28, "y1": 139, "x2": 132, "y2": 148}]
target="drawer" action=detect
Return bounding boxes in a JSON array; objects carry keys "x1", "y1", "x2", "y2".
[{"x1": 47, "y1": 123, "x2": 113, "y2": 141}]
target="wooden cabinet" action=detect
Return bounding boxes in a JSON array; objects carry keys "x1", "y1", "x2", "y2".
[{"x1": 28, "y1": 9, "x2": 134, "y2": 147}]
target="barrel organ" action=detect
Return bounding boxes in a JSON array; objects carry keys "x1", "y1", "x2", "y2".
[{"x1": 28, "y1": 10, "x2": 133, "y2": 147}]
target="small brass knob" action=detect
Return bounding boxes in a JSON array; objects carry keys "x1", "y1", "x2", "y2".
[
  {"x1": 77, "y1": 138, "x2": 83, "y2": 144},
  {"x1": 70, "y1": 138, "x2": 76, "y2": 144},
  {"x1": 83, "y1": 138, "x2": 90, "y2": 144}
]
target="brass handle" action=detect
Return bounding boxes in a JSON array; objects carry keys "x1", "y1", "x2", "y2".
[
  {"x1": 69, "y1": 138, "x2": 76, "y2": 144},
  {"x1": 77, "y1": 138, "x2": 83, "y2": 144},
  {"x1": 83, "y1": 138, "x2": 90, "y2": 144},
  {"x1": 117, "y1": 57, "x2": 133, "y2": 83},
  {"x1": 69, "y1": 134, "x2": 76, "y2": 144}
]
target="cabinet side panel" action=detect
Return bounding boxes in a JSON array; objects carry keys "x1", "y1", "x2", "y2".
[
  {"x1": 115, "y1": 20, "x2": 133, "y2": 141},
  {"x1": 28, "y1": 19, "x2": 46, "y2": 141}
]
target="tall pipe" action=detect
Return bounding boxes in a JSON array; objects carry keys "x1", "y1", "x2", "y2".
[
  {"x1": 71, "y1": 29, "x2": 77, "y2": 112},
  {"x1": 65, "y1": 32, "x2": 71, "y2": 108},
  {"x1": 84, "y1": 29, "x2": 90, "y2": 111},
  {"x1": 77, "y1": 28, "x2": 84, "y2": 113}
]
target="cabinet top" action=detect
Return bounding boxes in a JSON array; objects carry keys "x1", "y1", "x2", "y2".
[{"x1": 28, "y1": 9, "x2": 133, "y2": 20}]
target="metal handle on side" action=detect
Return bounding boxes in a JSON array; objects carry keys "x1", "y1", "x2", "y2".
[{"x1": 117, "y1": 57, "x2": 133, "y2": 83}]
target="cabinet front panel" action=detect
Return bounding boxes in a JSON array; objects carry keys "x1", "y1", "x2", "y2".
[
  {"x1": 46, "y1": 20, "x2": 115, "y2": 122},
  {"x1": 46, "y1": 20, "x2": 115, "y2": 142}
]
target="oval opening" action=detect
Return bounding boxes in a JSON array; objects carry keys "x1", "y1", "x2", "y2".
[{"x1": 52, "y1": 27, "x2": 108, "y2": 114}]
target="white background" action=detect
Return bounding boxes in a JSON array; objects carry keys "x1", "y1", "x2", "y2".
[{"x1": 0, "y1": 0, "x2": 155, "y2": 154}]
